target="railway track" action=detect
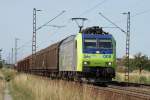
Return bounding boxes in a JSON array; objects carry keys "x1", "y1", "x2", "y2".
[
  {"x1": 106, "y1": 85, "x2": 150, "y2": 99},
  {"x1": 88, "y1": 81, "x2": 150, "y2": 100},
  {"x1": 63, "y1": 78, "x2": 150, "y2": 100},
  {"x1": 81, "y1": 83, "x2": 149, "y2": 100}
]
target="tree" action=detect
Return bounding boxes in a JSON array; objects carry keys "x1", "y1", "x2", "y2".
[
  {"x1": 134, "y1": 53, "x2": 149, "y2": 74},
  {"x1": 144, "y1": 60, "x2": 150, "y2": 71},
  {"x1": 122, "y1": 56, "x2": 136, "y2": 72},
  {"x1": 0, "y1": 61, "x2": 2, "y2": 69}
]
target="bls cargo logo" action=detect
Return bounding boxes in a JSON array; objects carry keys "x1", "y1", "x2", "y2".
[{"x1": 103, "y1": 55, "x2": 111, "y2": 58}]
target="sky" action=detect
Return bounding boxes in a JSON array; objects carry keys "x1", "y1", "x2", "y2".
[{"x1": 0, "y1": 0, "x2": 150, "y2": 62}]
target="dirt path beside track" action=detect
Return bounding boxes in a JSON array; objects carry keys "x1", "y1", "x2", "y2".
[
  {"x1": 4, "y1": 83, "x2": 12, "y2": 100},
  {"x1": 0, "y1": 70, "x2": 12, "y2": 100}
]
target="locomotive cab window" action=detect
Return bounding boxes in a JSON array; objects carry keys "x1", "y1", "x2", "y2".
[
  {"x1": 84, "y1": 39, "x2": 97, "y2": 49},
  {"x1": 98, "y1": 39, "x2": 112, "y2": 49}
]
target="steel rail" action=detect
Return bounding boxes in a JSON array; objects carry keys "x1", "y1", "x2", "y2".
[{"x1": 85, "y1": 84, "x2": 150, "y2": 99}]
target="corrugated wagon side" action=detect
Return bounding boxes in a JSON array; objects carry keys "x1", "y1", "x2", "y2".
[
  {"x1": 46, "y1": 43, "x2": 60, "y2": 71},
  {"x1": 17, "y1": 55, "x2": 31, "y2": 72},
  {"x1": 29, "y1": 42, "x2": 60, "y2": 75}
]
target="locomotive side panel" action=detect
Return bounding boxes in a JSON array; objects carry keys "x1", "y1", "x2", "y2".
[{"x1": 59, "y1": 36, "x2": 77, "y2": 71}]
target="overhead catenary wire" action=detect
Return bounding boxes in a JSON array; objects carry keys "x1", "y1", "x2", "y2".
[
  {"x1": 36, "y1": 10, "x2": 66, "y2": 31},
  {"x1": 99, "y1": 12, "x2": 126, "y2": 34},
  {"x1": 79, "y1": 0, "x2": 110, "y2": 16},
  {"x1": 17, "y1": 39, "x2": 32, "y2": 50},
  {"x1": 46, "y1": 25, "x2": 66, "y2": 28},
  {"x1": 17, "y1": 10, "x2": 66, "y2": 52},
  {"x1": 132, "y1": 9, "x2": 150, "y2": 17},
  {"x1": 16, "y1": 7, "x2": 149, "y2": 53},
  {"x1": 10, "y1": 0, "x2": 110, "y2": 57},
  {"x1": 105, "y1": 8, "x2": 150, "y2": 29}
]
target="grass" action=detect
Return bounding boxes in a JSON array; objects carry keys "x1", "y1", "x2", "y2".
[
  {"x1": 9, "y1": 74, "x2": 102, "y2": 100},
  {"x1": 0, "y1": 68, "x2": 17, "y2": 100},
  {"x1": 0, "y1": 68, "x2": 102, "y2": 100},
  {"x1": 0, "y1": 69, "x2": 6, "y2": 100},
  {"x1": 115, "y1": 70, "x2": 150, "y2": 84},
  {"x1": 1, "y1": 68, "x2": 17, "y2": 82},
  {"x1": 3, "y1": 69, "x2": 149, "y2": 100}
]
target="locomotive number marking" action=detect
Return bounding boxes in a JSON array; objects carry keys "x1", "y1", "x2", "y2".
[{"x1": 103, "y1": 55, "x2": 111, "y2": 58}]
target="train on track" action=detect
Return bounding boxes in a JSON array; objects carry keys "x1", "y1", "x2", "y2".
[{"x1": 17, "y1": 26, "x2": 116, "y2": 81}]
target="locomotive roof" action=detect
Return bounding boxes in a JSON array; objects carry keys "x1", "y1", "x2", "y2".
[
  {"x1": 82, "y1": 33, "x2": 113, "y2": 38},
  {"x1": 81, "y1": 26, "x2": 109, "y2": 34}
]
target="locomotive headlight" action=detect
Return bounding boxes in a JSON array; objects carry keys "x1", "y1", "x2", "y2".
[
  {"x1": 83, "y1": 61, "x2": 90, "y2": 65},
  {"x1": 108, "y1": 62, "x2": 112, "y2": 66},
  {"x1": 106, "y1": 62, "x2": 112, "y2": 66},
  {"x1": 84, "y1": 61, "x2": 88, "y2": 65}
]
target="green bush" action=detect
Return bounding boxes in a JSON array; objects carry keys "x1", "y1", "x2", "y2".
[
  {"x1": 0, "y1": 62, "x2": 2, "y2": 69},
  {"x1": 139, "y1": 76, "x2": 147, "y2": 84},
  {"x1": 2, "y1": 69, "x2": 16, "y2": 82},
  {"x1": 147, "y1": 77, "x2": 150, "y2": 84}
]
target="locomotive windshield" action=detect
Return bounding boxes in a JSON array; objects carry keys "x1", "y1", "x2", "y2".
[
  {"x1": 84, "y1": 38, "x2": 112, "y2": 49},
  {"x1": 84, "y1": 39, "x2": 97, "y2": 49},
  {"x1": 83, "y1": 37, "x2": 113, "y2": 54},
  {"x1": 98, "y1": 39, "x2": 112, "y2": 49},
  {"x1": 82, "y1": 33, "x2": 114, "y2": 54}
]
